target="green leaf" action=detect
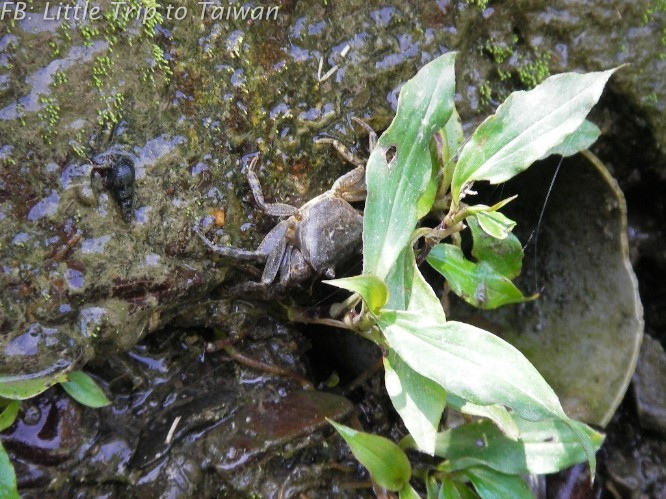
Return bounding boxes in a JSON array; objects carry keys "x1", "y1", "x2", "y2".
[
  {"x1": 0, "y1": 402, "x2": 20, "y2": 499},
  {"x1": 463, "y1": 466, "x2": 533, "y2": 499},
  {"x1": 400, "y1": 482, "x2": 421, "y2": 499},
  {"x1": 451, "y1": 68, "x2": 618, "y2": 202},
  {"x1": 385, "y1": 349, "x2": 446, "y2": 455},
  {"x1": 447, "y1": 394, "x2": 519, "y2": 440},
  {"x1": 0, "y1": 362, "x2": 72, "y2": 400},
  {"x1": 426, "y1": 244, "x2": 532, "y2": 309},
  {"x1": 439, "y1": 477, "x2": 478, "y2": 499},
  {"x1": 426, "y1": 475, "x2": 441, "y2": 499},
  {"x1": 416, "y1": 137, "x2": 444, "y2": 220},
  {"x1": 0, "y1": 441, "x2": 19, "y2": 499},
  {"x1": 328, "y1": 420, "x2": 412, "y2": 491},
  {"x1": 453, "y1": 481, "x2": 481, "y2": 499},
  {"x1": 435, "y1": 107, "x2": 465, "y2": 200},
  {"x1": 564, "y1": 419, "x2": 600, "y2": 480},
  {"x1": 542, "y1": 119, "x2": 601, "y2": 158},
  {"x1": 377, "y1": 310, "x2": 567, "y2": 422},
  {"x1": 400, "y1": 393, "x2": 520, "y2": 449},
  {"x1": 435, "y1": 418, "x2": 603, "y2": 475},
  {"x1": 438, "y1": 478, "x2": 460, "y2": 499},
  {"x1": 385, "y1": 246, "x2": 446, "y2": 320},
  {"x1": 364, "y1": 52, "x2": 457, "y2": 279},
  {"x1": 60, "y1": 371, "x2": 111, "y2": 408},
  {"x1": 382, "y1": 240, "x2": 447, "y2": 456},
  {"x1": 443, "y1": 106, "x2": 465, "y2": 165},
  {"x1": 465, "y1": 195, "x2": 518, "y2": 217},
  {"x1": 468, "y1": 217, "x2": 523, "y2": 279},
  {"x1": 0, "y1": 401, "x2": 19, "y2": 432},
  {"x1": 324, "y1": 274, "x2": 388, "y2": 313},
  {"x1": 475, "y1": 211, "x2": 516, "y2": 240},
  {"x1": 379, "y1": 309, "x2": 602, "y2": 477}
]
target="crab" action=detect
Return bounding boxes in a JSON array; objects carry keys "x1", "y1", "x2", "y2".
[{"x1": 193, "y1": 152, "x2": 368, "y2": 288}]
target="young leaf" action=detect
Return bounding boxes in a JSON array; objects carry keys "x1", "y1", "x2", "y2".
[
  {"x1": 385, "y1": 349, "x2": 446, "y2": 455},
  {"x1": 439, "y1": 477, "x2": 478, "y2": 499},
  {"x1": 434, "y1": 418, "x2": 603, "y2": 475},
  {"x1": 438, "y1": 478, "x2": 460, "y2": 499},
  {"x1": 0, "y1": 401, "x2": 19, "y2": 431},
  {"x1": 420, "y1": 104, "x2": 465, "y2": 218},
  {"x1": 464, "y1": 196, "x2": 518, "y2": 218},
  {"x1": 400, "y1": 482, "x2": 421, "y2": 499},
  {"x1": 468, "y1": 217, "x2": 523, "y2": 279},
  {"x1": 0, "y1": 362, "x2": 71, "y2": 400},
  {"x1": 474, "y1": 211, "x2": 516, "y2": 240},
  {"x1": 0, "y1": 401, "x2": 20, "y2": 498},
  {"x1": 425, "y1": 475, "x2": 440, "y2": 499},
  {"x1": 377, "y1": 310, "x2": 568, "y2": 422},
  {"x1": 417, "y1": 138, "x2": 444, "y2": 220},
  {"x1": 437, "y1": 107, "x2": 465, "y2": 200},
  {"x1": 324, "y1": 274, "x2": 388, "y2": 313},
  {"x1": 0, "y1": 442, "x2": 19, "y2": 499},
  {"x1": 451, "y1": 68, "x2": 618, "y2": 202},
  {"x1": 364, "y1": 52, "x2": 457, "y2": 279},
  {"x1": 426, "y1": 244, "x2": 532, "y2": 309},
  {"x1": 463, "y1": 466, "x2": 533, "y2": 499},
  {"x1": 60, "y1": 371, "x2": 111, "y2": 408},
  {"x1": 328, "y1": 420, "x2": 412, "y2": 491}
]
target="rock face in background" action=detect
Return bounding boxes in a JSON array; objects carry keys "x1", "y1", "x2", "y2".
[
  {"x1": 0, "y1": 0, "x2": 665, "y2": 495},
  {"x1": 0, "y1": 0, "x2": 663, "y2": 375},
  {"x1": 633, "y1": 334, "x2": 666, "y2": 433},
  {"x1": 461, "y1": 0, "x2": 666, "y2": 153}
]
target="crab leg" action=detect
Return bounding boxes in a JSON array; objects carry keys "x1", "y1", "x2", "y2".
[
  {"x1": 193, "y1": 226, "x2": 268, "y2": 262},
  {"x1": 246, "y1": 157, "x2": 299, "y2": 217},
  {"x1": 350, "y1": 116, "x2": 378, "y2": 150},
  {"x1": 259, "y1": 222, "x2": 289, "y2": 284},
  {"x1": 315, "y1": 138, "x2": 365, "y2": 168},
  {"x1": 331, "y1": 165, "x2": 366, "y2": 202}
]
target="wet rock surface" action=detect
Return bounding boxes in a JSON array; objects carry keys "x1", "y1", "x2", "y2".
[
  {"x1": 602, "y1": 402, "x2": 666, "y2": 498},
  {"x1": 3, "y1": 309, "x2": 373, "y2": 497},
  {"x1": 0, "y1": 0, "x2": 665, "y2": 496},
  {"x1": 632, "y1": 334, "x2": 666, "y2": 434}
]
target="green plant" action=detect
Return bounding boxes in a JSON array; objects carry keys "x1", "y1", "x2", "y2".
[
  {"x1": 642, "y1": 0, "x2": 666, "y2": 52},
  {"x1": 480, "y1": 35, "x2": 552, "y2": 99},
  {"x1": 92, "y1": 55, "x2": 114, "y2": 89},
  {"x1": 465, "y1": 0, "x2": 490, "y2": 11},
  {"x1": 326, "y1": 53, "x2": 616, "y2": 497},
  {"x1": 52, "y1": 68, "x2": 68, "y2": 87},
  {"x1": 515, "y1": 52, "x2": 551, "y2": 89},
  {"x1": 97, "y1": 91, "x2": 125, "y2": 129},
  {"x1": 79, "y1": 24, "x2": 100, "y2": 48},
  {"x1": 0, "y1": 368, "x2": 110, "y2": 498},
  {"x1": 37, "y1": 95, "x2": 62, "y2": 144}
]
